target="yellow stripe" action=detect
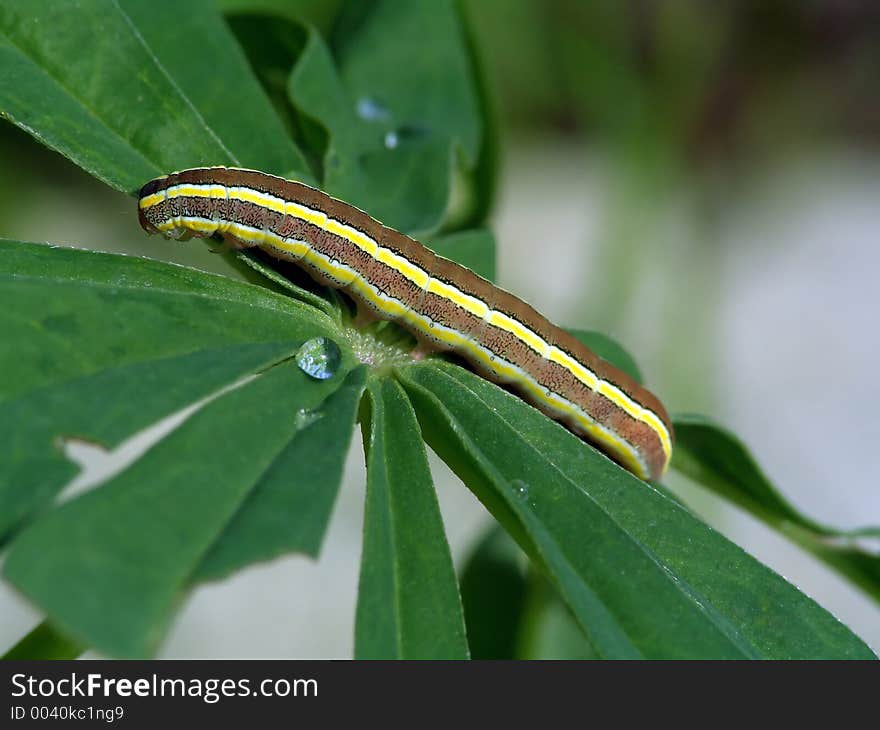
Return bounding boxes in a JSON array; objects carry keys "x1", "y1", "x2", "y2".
[
  {"x1": 266, "y1": 238, "x2": 309, "y2": 259},
  {"x1": 167, "y1": 184, "x2": 227, "y2": 201},
  {"x1": 549, "y1": 346, "x2": 673, "y2": 460},
  {"x1": 349, "y1": 277, "x2": 409, "y2": 319},
  {"x1": 145, "y1": 180, "x2": 670, "y2": 474},
  {"x1": 288, "y1": 200, "x2": 329, "y2": 229},
  {"x1": 427, "y1": 278, "x2": 488, "y2": 318},
  {"x1": 377, "y1": 248, "x2": 430, "y2": 289},
  {"x1": 488, "y1": 311, "x2": 550, "y2": 356},
  {"x1": 139, "y1": 192, "x2": 165, "y2": 209},
  {"x1": 513, "y1": 366, "x2": 646, "y2": 476},
  {"x1": 229, "y1": 186, "x2": 285, "y2": 213},
  {"x1": 303, "y1": 249, "x2": 358, "y2": 286}
]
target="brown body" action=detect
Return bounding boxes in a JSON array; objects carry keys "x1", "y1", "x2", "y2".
[{"x1": 139, "y1": 167, "x2": 673, "y2": 479}]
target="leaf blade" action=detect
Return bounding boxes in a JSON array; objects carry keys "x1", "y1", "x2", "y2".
[
  {"x1": 2, "y1": 620, "x2": 84, "y2": 661},
  {"x1": 355, "y1": 376, "x2": 469, "y2": 659},
  {"x1": 0, "y1": 0, "x2": 309, "y2": 193},
  {"x1": 399, "y1": 361, "x2": 876, "y2": 659},
  {"x1": 0, "y1": 340, "x2": 306, "y2": 542},
  {"x1": 194, "y1": 366, "x2": 367, "y2": 581},
  {"x1": 0, "y1": 240, "x2": 339, "y2": 400},
  {"x1": 459, "y1": 525, "x2": 528, "y2": 659},
  {"x1": 672, "y1": 413, "x2": 880, "y2": 605},
  {"x1": 0, "y1": 241, "x2": 348, "y2": 543},
  {"x1": 3, "y1": 360, "x2": 350, "y2": 657},
  {"x1": 288, "y1": 0, "x2": 482, "y2": 233}
]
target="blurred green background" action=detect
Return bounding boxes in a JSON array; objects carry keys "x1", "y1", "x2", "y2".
[{"x1": 2, "y1": 0, "x2": 878, "y2": 656}]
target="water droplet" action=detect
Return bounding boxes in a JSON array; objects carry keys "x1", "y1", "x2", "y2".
[
  {"x1": 294, "y1": 408, "x2": 323, "y2": 430},
  {"x1": 295, "y1": 337, "x2": 341, "y2": 380},
  {"x1": 384, "y1": 130, "x2": 399, "y2": 149},
  {"x1": 512, "y1": 479, "x2": 530, "y2": 501},
  {"x1": 356, "y1": 97, "x2": 391, "y2": 122}
]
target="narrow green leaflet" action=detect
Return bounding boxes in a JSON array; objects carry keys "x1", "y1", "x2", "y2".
[
  {"x1": 0, "y1": 240, "x2": 337, "y2": 399},
  {"x1": 355, "y1": 377, "x2": 469, "y2": 659},
  {"x1": 194, "y1": 366, "x2": 367, "y2": 581},
  {"x1": 0, "y1": 0, "x2": 309, "y2": 193},
  {"x1": 672, "y1": 414, "x2": 880, "y2": 605},
  {"x1": 116, "y1": 0, "x2": 310, "y2": 178},
  {"x1": 287, "y1": 29, "x2": 445, "y2": 234},
  {"x1": 398, "y1": 361, "x2": 876, "y2": 659},
  {"x1": 459, "y1": 526, "x2": 528, "y2": 659},
  {"x1": 426, "y1": 229, "x2": 496, "y2": 284},
  {"x1": 459, "y1": 524, "x2": 597, "y2": 659},
  {"x1": 2, "y1": 620, "x2": 84, "y2": 661},
  {"x1": 0, "y1": 341, "x2": 303, "y2": 543},
  {"x1": 218, "y1": 0, "x2": 339, "y2": 29},
  {"x1": 331, "y1": 0, "x2": 481, "y2": 165},
  {"x1": 517, "y1": 568, "x2": 599, "y2": 660},
  {"x1": 563, "y1": 331, "x2": 879, "y2": 605},
  {"x1": 4, "y1": 361, "x2": 350, "y2": 658},
  {"x1": 224, "y1": 13, "x2": 323, "y2": 178},
  {"x1": 453, "y1": 1, "x2": 499, "y2": 228},
  {"x1": 232, "y1": 249, "x2": 340, "y2": 319},
  {"x1": 0, "y1": 241, "x2": 340, "y2": 540},
  {"x1": 288, "y1": 0, "x2": 482, "y2": 234}
]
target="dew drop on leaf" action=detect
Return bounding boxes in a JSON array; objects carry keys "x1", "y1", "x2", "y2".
[
  {"x1": 356, "y1": 97, "x2": 391, "y2": 122},
  {"x1": 294, "y1": 408, "x2": 323, "y2": 430},
  {"x1": 512, "y1": 479, "x2": 530, "y2": 501},
  {"x1": 295, "y1": 337, "x2": 341, "y2": 380}
]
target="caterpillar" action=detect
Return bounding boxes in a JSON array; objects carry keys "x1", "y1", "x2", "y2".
[{"x1": 138, "y1": 167, "x2": 673, "y2": 480}]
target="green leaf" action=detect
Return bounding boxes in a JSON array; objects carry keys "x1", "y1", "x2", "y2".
[
  {"x1": 459, "y1": 525, "x2": 527, "y2": 659},
  {"x1": 3, "y1": 360, "x2": 351, "y2": 658},
  {"x1": 0, "y1": 240, "x2": 337, "y2": 399},
  {"x1": 0, "y1": 341, "x2": 302, "y2": 544},
  {"x1": 2, "y1": 620, "x2": 84, "y2": 661},
  {"x1": 567, "y1": 328, "x2": 643, "y2": 384},
  {"x1": 0, "y1": 0, "x2": 310, "y2": 193},
  {"x1": 459, "y1": 524, "x2": 599, "y2": 659},
  {"x1": 398, "y1": 361, "x2": 876, "y2": 659},
  {"x1": 516, "y1": 568, "x2": 599, "y2": 660},
  {"x1": 288, "y1": 0, "x2": 482, "y2": 233},
  {"x1": 0, "y1": 241, "x2": 341, "y2": 541},
  {"x1": 355, "y1": 376, "x2": 469, "y2": 659},
  {"x1": 231, "y1": 248, "x2": 341, "y2": 318},
  {"x1": 194, "y1": 366, "x2": 367, "y2": 581},
  {"x1": 426, "y1": 229, "x2": 496, "y2": 284},
  {"x1": 454, "y1": 1, "x2": 499, "y2": 228},
  {"x1": 225, "y1": 12, "x2": 324, "y2": 178},
  {"x1": 218, "y1": 0, "x2": 340, "y2": 30},
  {"x1": 331, "y1": 1, "x2": 480, "y2": 165},
  {"x1": 0, "y1": 240, "x2": 337, "y2": 389},
  {"x1": 672, "y1": 414, "x2": 880, "y2": 605}
]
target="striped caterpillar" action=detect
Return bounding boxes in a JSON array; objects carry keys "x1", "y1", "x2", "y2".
[{"x1": 138, "y1": 167, "x2": 673, "y2": 480}]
